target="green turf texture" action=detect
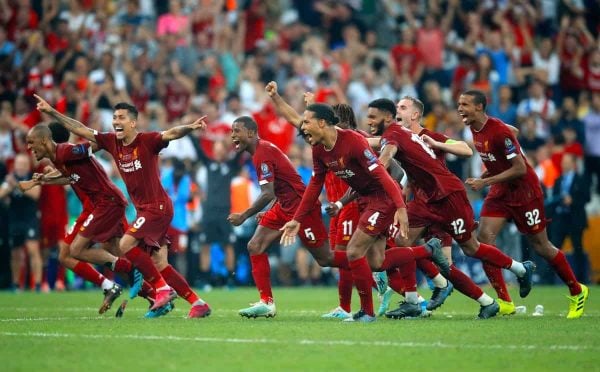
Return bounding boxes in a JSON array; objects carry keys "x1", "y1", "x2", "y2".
[{"x1": 1, "y1": 286, "x2": 598, "y2": 371}]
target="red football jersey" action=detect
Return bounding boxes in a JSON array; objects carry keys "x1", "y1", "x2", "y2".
[
  {"x1": 253, "y1": 139, "x2": 306, "y2": 215},
  {"x1": 381, "y1": 124, "x2": 464, "y2": 202},
  {"x1": 95, "y1": 132, "x2": 170, "y2": 208},
  {"x1": 54, "y1": 142, "x2": 127, "y2": 207},
  {"x1": 295, "y1": 129, "x2": 404, "y2": 220},
  {"x1": 324, "y1": 129, "x2": 371, "y2": 202},
  {"x1": 470, "y1": 116, "x2": 543, "y2": 205}
]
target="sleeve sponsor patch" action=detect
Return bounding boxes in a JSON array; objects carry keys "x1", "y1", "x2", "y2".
[
  {"x1": 72, "y1": 144, "x2": 86, "y2": 155},
  {"x1": 260, "y1": 162, "x2": 272, "y2": 178},
  {"x1": 504, "y1": 137, "x2": 516, "y2": 153},
  {"x1": 363, "y1": 149, "x2": 377, "y2": 165}
]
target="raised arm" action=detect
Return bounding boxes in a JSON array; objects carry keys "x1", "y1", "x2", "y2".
[
  {"x1": 227, "y1": 181, "x2": 276, "y2": 226},
  {"x1": 421, "y1": 134, "x2": 473, "y2": 157},
  {"x1": 265, "y1": 81, "x2": 303, "y2": 129},
  {"x1": 35, "y1": 94, "x2": 97, "y2": 142},
  {"x1": 161, "y1": 116, "x2": 207, "y2": 142}
]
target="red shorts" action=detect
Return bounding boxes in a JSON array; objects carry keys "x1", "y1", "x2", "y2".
[
  {"x1": 356, "y1": 192, "x2": 396, "y2": 238},
  {"x1": 481, "y1": 195, "x2": 547, "y2": 235},
  {"x1": 127, "y1": 203, "x2": 174, "y2": 249},
  {"x1": 329, "y1": 201, "x2": 360, "y2": 248},
  {"x1": 407, "y1": 191, "x2": 476, "y2": 243},
  {"x1": 65, "y1": 203, "x2": 127, "y2": 245},
  {"x1": 424, "y1": 225, "x2": 453, "y2": 247},
  {"x1": 259, "y1": 202, "x2": 327, "y2": 249}
]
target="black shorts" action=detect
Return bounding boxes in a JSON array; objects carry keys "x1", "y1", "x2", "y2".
[
  {"x1": 9, "y1": 219, "x2": 40, "y2": 248},
  {"x1": 200, "y1": 218, "x2": 236, "y2": 246}
]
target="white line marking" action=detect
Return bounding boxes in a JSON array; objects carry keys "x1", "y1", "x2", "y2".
[{"x1": 0, "y1": 331, "x2": 595, "y2": 352}]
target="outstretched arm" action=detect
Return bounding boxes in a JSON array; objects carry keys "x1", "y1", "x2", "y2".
[
  {"x1": 265, "y1": 81, "x2": 303, "y2": 128},
  {"x1": 34, "y1": 94, "x2": 97, "y2": 142},
  {"x1": 161, "y1": 116, "x2": 207, "y2": 142},
  {"x1": 421, "y1": 135, "x2": 473, "y2": 157}
]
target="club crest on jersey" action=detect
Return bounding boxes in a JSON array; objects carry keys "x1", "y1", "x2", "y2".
[
  {"x1": 364, "y1": 149, "x2": 377, "y2": 164},
  {"x1": 260, "y1": 163, "x2": 272, "y2": 178},
  {"x1": 69, "y1": 173, "x2": 80, "y2": 184}
]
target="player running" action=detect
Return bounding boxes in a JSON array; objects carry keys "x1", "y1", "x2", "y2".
[
  {"x1": 266, "y1": 81, "x2": 362, "y2": 319},
  {"x1": 34, "y1": 95, "x2": 210, "y2": 318},
  {"x1": 459, "y1": 90, "x2": 589, "y2": 319},
  {"x1": 280, "y1": 104, "x2": 448, "y2": 322},
  {"x1": 369, "y1": 98, "x2": 534, "y2": 319},
  {"x1": 25, "y1": 123, "x2": 139, "y2": 314}
]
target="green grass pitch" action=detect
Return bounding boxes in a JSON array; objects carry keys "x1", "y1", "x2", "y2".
[{"x1": 1, "y1": 285, "x2": 599, "y2": 371}]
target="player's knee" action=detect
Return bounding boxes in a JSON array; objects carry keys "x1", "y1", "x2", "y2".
[
  {"x1": 247, "y1": 238, "x2": 263, "y2": 255},
  {"x1": 314, "y1": 254, "x2": 331, "y2": 267},
  {"x1": 478, "y1": 230, "x2": 496, "y2": 244},
  {"x1": 69, "y1": 244, "x2": 84, "y2": 259},
  {"x1": 345, "y1": 248, "x2": 361, "y2": 262}
]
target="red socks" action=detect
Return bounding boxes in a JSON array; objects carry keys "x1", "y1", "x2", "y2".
[
  {"x1": 250, "y1": 253, "x2": 273, "y2": 303},
  {"x1": 73, "y1": 261, "x2": 104, "y2": 286},
  {"x1": 338, "y1": 267, "x2": 353, "y2": 313},
  {"x1": 482, "y1": 262, "x2": 511, "y2": 302},
  {"x1": 348, "y1": 257, "x2": 375, "y2": 316},
  {"x1": 124, "y1": 247, "x2": 167, "y2": 288},
  {"x1": 113, "y1": 258, "x2": 133, "y2": 273},
  {"x1": 387, "y1": 268, "x2": 406, "y2": 295},
  {"x1": 380, "y1": 247, "x2": 415, "y2": 271},
  {"x1": 550, "y1": 251, "x2": 582, "y2": 295},
  {"x1": 416, "y1": 258, "x2": 440, "y2": 278},
  {"x1": 473, "y1": 243, "x2": 513, "y2": 269},
  {"x1": 448, "y1": 264, "x2": 483, "y2": 300},
  {"x1": 161, "y1": 265, "x2": 199, "y2": 304},
  {"x1": 411, "y1": 245, "x2": 432, "y2": 260},
  {"x1": 332, "y1": 250, "x2": 350, "y2": 269}
]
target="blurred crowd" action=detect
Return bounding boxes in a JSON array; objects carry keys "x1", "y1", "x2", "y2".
[{"x1": 1, "y1": 0, "x2": 599, "y2": 291}]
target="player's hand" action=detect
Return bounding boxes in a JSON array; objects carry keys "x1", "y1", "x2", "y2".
[
  {"x1": 303, "y1": 92, "x2": 315, "y2": 106},
  {"x1": 188, "y1": 116, "x2": 207, "y2": 131},
  {"x1": 255, "y1": 211, "x2": 266, "y2": 221},
  {"x1": 324, "y1": 202, "x2": 340, "y2": 217},
  {"x1": 265, "y1": 81, "x2": 278, "y2": 97},
  {"x1": 393, "y1": 208, "x2": 409, "y2": 240},
  {"x1": 34, "y1": 94, "x2": 53, "y2": 114},
  {"x1": 227, "y1": 212, "x2": 245, "y2": 226},
  {"x1": 279, "y1": 219, "x2": 300, "y2": 246},
  {"x1": 18, "y1": 179, "x2": 39, "y2": 192},
  {"x1": 465, "y1": 177, "x2": 486, "y2": 191},
  {"x1": 420, "y1": 134, "x2": 438, "y2": 148},
  {"x1": 563, "y1": 195, "x2": 573, "y2": 206}
]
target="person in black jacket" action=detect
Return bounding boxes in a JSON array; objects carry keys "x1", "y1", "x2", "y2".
[{"x1": 548, "y1": 153, "x2": 591, "y2": 283}]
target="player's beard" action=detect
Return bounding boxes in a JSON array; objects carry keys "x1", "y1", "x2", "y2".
[{"x1": 374, "y1": 119, "x2": 385, "y2": 136}]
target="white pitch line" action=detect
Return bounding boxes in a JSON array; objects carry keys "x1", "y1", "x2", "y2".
[{"x1": 0, "y1": 331, "x2": 595, "y2": 352}]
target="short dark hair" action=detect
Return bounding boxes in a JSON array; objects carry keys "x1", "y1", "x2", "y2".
[
  {"x1": 332, "y1": 103, "x2": 357, "y2": 129},
  {"x1": 49, "y1": 122, "x2": 70, "y2": 143},
  {"x1": 30, "y1": 124, "x2": 52, "y2": 140},
  {"x1": 306, "y1": 103, "x2": 339, "y2": 126},
  {"x1": 462, "y1": 90, "x2": 487, "y2": 110},
  {"x1": 401, "y1": 96, "x2": 424, "y2": 117},
  {"x1": 368, "y1": 98, "x2": 397, "y2": 118},
  {"x1": 234, "y1": 116, "x2": 258, "y2": 132},
  {"x1": 114, "y1": 102, "x2": 138, "y2": 120}
]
